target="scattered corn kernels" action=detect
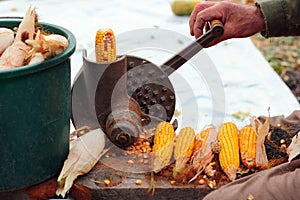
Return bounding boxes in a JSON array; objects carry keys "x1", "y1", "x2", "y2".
[
  {"x1": 135, "y1": 179, "x2": 143, "y2": 185},
  {"x1": 280, "y1": 144, "x2": 287, "y2": 152},
  {"x1": 170, "y1": 180, "x2": 176, "y2": 185},
  {"x1": 207, "y1": 180, "x2": 216, "y2": 189},
  {"x1": 277, "y1": 123, "x2": 281, "y2": 127},
  {"x1": 127, "y1": 159, "x2": 134, "y2": 164},
  {"x1": 103, "y1": 179, "x2": 110, "y2": 185},
  {"x1": 198, "y1": 179, "x2": 205, "y2": 185},
  {"x1": 280, "y1": 139, "x2": 286, "y2": 144}
]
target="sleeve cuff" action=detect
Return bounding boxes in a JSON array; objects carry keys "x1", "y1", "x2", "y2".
[{"x1": 255, "y1": 0, "x2": 288, "y2": 38}]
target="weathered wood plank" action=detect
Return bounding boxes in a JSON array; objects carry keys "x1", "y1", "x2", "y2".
[{"x1": 70, "y1": 162, "x2": 215, "y2": 200}]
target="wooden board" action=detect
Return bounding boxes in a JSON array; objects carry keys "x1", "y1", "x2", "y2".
[{"x1": 70, "y1": 162, "x2": 215, "y2": 200}]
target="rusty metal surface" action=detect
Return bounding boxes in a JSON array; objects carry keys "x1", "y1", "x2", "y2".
[{"x1": 71, "y1": 53, "x2": 175, "y2": 148}]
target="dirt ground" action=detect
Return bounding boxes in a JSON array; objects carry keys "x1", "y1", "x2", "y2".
[{"x1": 251, "y1": 34, "x2": 300, "y2": 103}]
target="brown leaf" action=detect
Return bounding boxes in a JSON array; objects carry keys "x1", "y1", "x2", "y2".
[{"x1": 287, "y1": 131, "x2": 300, "y2": 163}]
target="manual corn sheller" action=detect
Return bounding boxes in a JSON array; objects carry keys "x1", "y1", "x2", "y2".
[{"x1": 71, "y1": 20, "x2": 224, "y2": 148}]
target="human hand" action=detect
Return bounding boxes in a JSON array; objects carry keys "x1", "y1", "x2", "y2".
[{"x1": 189, "y1": 1, "x2": 266, "y2": 47}]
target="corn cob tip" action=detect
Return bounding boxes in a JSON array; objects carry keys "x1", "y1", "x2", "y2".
[
  {"x1": 244, "y1": 157, "x2": 255, "y2": 168},
  {"x1": 225, "y1": 166, "x2": 237, "y2": 181},
  {"x1": 172, "y1": 156, "x2": 189, "y2": 178}
]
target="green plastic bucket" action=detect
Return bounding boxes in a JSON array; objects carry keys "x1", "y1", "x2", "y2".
[{"x1": 0, "y1": 19, "x2": 76, "y2": 191}]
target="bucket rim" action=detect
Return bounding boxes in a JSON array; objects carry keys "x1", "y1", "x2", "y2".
[{"x1": 0, "y1": 19, "x2": 76, "y2": 79}]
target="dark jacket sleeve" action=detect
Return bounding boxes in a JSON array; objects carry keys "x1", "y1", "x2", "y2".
[{"x1": 257, "y1": 0, "x2": 300, "y2": 37}]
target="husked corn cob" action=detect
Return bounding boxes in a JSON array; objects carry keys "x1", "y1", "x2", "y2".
[
  {"x1": 218, "y1": 122, "x2": 240, "y2": 181},
  {"x1": 239, "y1": 126, "x2": 257, "y2": 168},
  {"x1": 152, "y1": 121, "x2": 175, "y2": 172},
  {"x1": 173, "y1": 127, "x2": 195, "y2": 177},
  {"x1": 95, "y1": 28, "x2": 116, "y2": 62},
  {"x1": 152, "y1": 122, "x2": 175, "y2": 151},
  {"x1": 174, "y1": 127, "x2": 195, "y2": 159}
]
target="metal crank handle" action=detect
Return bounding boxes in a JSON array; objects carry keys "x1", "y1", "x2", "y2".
[{"x1": 161, "y1": 19, "x2": 224, "y2": 76}]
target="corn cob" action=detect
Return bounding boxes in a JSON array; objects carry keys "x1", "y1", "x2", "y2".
[
  {"x1": 239, "y1": 126, "x2": 257, "y2": 168},
  {"x1": 152, "y1": 121, "x2": 175, "y2": 173},
  {"x1": 218, "y1": 122, "x2": 240, "y2": 181},
  {"x1": 95, "y1": 28, "x2": 116, "y2": 62},
  {"x1": 173, "y1": 127, "x2": 195, "y2": 177}
]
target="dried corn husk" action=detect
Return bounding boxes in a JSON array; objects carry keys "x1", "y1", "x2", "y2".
[
  {"x1": 250, "y1": 109, "x2": 270, "y2": 169},
  {"x1": 189, "y1": 125, "x2": 218, "y2": 182},
  {"x1": 0, "y1": 7, "x2": 36, "y2": 69},
  {"x1": 0, "y1": 28, "x2": 14, "y2": 54},
  {"x1": 56, "y1": 128, "x2": 106, "y2": 197},
  {"x1": 287, "y1": 131, "x2": 300, "y2": 162}
]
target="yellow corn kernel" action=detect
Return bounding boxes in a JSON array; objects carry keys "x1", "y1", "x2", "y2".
[
  {"x1": 239, "y1": 126, "x2": 257, "y2": 168},
  {"x1": 173, "y1": 127, "x2": 195, "y2": 177},
  {"x1": 152, "y1": 121, "x2": 175, "y2": 172},
  {"x1": 95, "y1": 28, "x2": 116, "y2": 62},
  {"x1": 218, "y1": 122, "x2": 240, "y2": 181}
]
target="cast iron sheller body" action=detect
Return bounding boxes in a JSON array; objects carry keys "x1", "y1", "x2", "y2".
[{"x1": 71, "y1": 22, "x2": 224, "y2": 148}]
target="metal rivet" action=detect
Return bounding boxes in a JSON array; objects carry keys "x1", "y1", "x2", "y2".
[
  {"x1": 162, "y1": 87, "x2": 168, "y2": 92},
  {"x1": 145, "y1": 86, "x2": 151, "y2": 91},
  {"x1": 153, "y1": 90, "x2": 159, "y2": 96},
  {"x1": 160, "y1": 96, "x2": 166, "y2": 102},
  {"x1": 150, "y1": 99, "x2": 157, "y2": 105}
]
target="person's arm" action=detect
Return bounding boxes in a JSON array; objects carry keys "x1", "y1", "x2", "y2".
[
  {"x1": 189, "y1": 0, "x2": 300, "y2": 46},
  {"x1": 189, "y1": 1, "x2": 265, "y2": 46},
  {"x1": 259, "y1": 0, "x2": 300, "y2": 37}
]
